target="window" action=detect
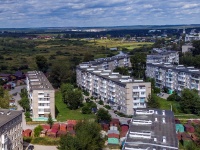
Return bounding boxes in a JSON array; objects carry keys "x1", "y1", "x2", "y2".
[
  {"x1": 133, "y1": 86, "x2": 138, "y2": 89},
  {"x1": 141, "y1": 92, "x2": 145, "y2": 95}
]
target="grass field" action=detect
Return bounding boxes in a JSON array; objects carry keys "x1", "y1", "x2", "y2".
[
  {"x1": 55, "y1": 91, "x2": 96, "y2": 121},
  {"x1": 86, "y1": 39, "x2": 153, "y2": 50}
]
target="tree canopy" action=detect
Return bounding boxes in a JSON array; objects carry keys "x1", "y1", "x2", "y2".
[
  {"x1": 147, "y1": 94, "x2": 160, "y2": 108},
  {"x1": 130, "y1": 53, "x2": 146, "y2": 79},
  {"x1": 96, "y1": 108, "x2": 111, "y2": 122},
  {"x1": 113, "y1": 67, "x2": 129, "y2": 75},
  {"x1": 58, "y1": 121, "x2": 104, "y2": 150},
  {"x1": 0, "y1": 87, "x2": 10, "y2": 109},
  {"x1": 180, "y1": 89, "x2": 200, "y2": 115},
  {"x1": 60, "y1": 83, "x2": 83, "y2": 110},
  {"x1": 35, "y1": 55, "x2": 48, "y2": 73}
]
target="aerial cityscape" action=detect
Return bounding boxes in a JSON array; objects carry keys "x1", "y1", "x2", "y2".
[{"x1": 0, "y1": 0, "x2": 200, "y2": 150}]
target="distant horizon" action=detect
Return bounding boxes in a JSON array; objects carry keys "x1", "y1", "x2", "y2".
[
  {"x1": 0, "y1": 0, "x2": 199, "y2": 28},
  {"x1": 0, "y1": 24, "x2": 200, "y2": 29}
]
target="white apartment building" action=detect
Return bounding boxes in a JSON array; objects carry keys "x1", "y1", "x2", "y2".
[
  {"x1": 26, "y1": 71, "x2": 55, "y2": 121},
  {"x1": 146, "y1": 63, "x2": 200, "y2": 95},
  {"x1": 80, "y1": 52, "x2": 131, "y2": 71},
  {"x1": 0, "y1": 109, "x2": 23, "y2": 150},
  {"x1": 76, "y1": 65, "x2": 151, "y2": 115},
  {"x1": 147, "y1": 51, "x2": 179, "y2": 64},
  {"x1": 185, "y1": 33, "x2": 200, "y2": 42}
]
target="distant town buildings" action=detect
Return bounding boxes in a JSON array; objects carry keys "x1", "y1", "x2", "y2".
[
  {"x1": 0, "y1": 109, "x2": 23, "y2": 150},
  {"x1": 26, "y1": 71, "x2": 55, "y2": 121},
  {"x1": 122, "y1": 109, "x2": 178, "y2": 150},
  {"x1": 185, "y1": 29, "x2": 200, "y2": 42},
  {"x1": 76, "y1": 54, "x2": 151, "y2": 115},
  {"x1": 146, "y1": 63, "x2": 200, "y2": 95},
  {"x1": 147, "y1": 50, "x2": 179, "y2": 64}
]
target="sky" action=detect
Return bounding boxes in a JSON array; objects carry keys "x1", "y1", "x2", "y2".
[{"x1": 0, "y1": 0, "x2": 200, "y2": 28}]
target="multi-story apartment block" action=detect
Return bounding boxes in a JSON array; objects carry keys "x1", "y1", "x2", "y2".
[
  {"x1": 80, "y1": 52, "x2": 131, "y2": 70},
  {"x1": 76, "y1": 65, "x2": 151, "y2": 115},
  {"x1": 122, "y1": 109, "x2": 178, "y2": 150},
  {"x1": 26, "y1": 71, "x2": 55, "y2": 121},
  {"x1": 0, "y1": 109, "x2": 23, "y2": 150},
  {"x1": 185, "y1": 33, "x2": 200, "y2": 42},
  {"x1": 147, "y1": 51, "x2": 179, "y2": 64},
  {"x1": 146, "y1": 63, "x2": 200, "y2": 94}
]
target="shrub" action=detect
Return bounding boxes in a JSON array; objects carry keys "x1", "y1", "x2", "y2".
[
  {"x1": 85, "y1": 98, "x2": 91, "y2": 103},
  {"x1": 25, "y1": 112, "x2": 30, "y2": 118},
  {"x1": 82, "y1": 105, "x2": 91, "y2": 114},
  {"x1": 34, "y1": 125, "x2": 43, "y2": 137},
  {"x1": 31, "y1": 137, "x2": 60, "y2": 145},
  {"x1": 104, "y1": 105, "x2": 111, "y2": 109},
  {"x1": 26, "y1": 118, "x2": 32, "y2": 122},
  {"x1": 98, "y1": 100, "x2": 104, "y2": 105},
  {"x1": 23, "y1": 137, "x2": 32, "y2": 143}
]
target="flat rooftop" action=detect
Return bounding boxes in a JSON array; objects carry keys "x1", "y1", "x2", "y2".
[
  {"x1": 80, "y1": 54, "x2": 129, "y2": 66},
  {"x1": 0, "y1": 109, "x2": 22, "y2": 127},
  {"x1": 123, "y1": 109, "x2": 178, "y2": 150},
  {"x1": 26, "y1": 71, "x2": 54, "y2": 91},
  {"x1": 77, "y1": 66, "x2": 145, "y2": 86},
  {"x1": 147, "y1": 63, "x2": 200, "y2": 76}
]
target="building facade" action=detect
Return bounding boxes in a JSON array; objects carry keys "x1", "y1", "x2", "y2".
[
  {"x1": 146, "y1": 63, "x2": 200, "y2": 94},
  {"x1": 122, "y1": 109, "x2": 178, "y2": 150},
  {"x1": 147, "y1": 51, "x2": 179, "y2": 64},
  {"x1": 26, "y1": 71, "x2": 55, "y2": 121},
  {"x1": 76, "y1": 65, "x2": 151, "y2": 115},
  {"x1": 0, "y1": 109, "x2": 23, "y2": 150},
  {"x1": 182, "y1": 45, "x2": 194, "y2": 53}
]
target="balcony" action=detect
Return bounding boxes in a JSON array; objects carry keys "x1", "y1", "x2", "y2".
[
  {"x1": 178, "y1": 74, "x2": 186, "y2": 78},
  {"x1": 133, "y1": 94, "x2": 139, "y2": 97},
  {"x1": 178, "y1": 77, "x2": 186, "y2": 82},
  {"x1": 108, "y1": 83, "x2": 115, "y2": 88},
  {"x1": 191, "y1": 76, "x2": 200, "y2": 80},
  {"x1": 109, "y1": 88, "x2": 116, "y2": 92},
  {"x1": 166, "y1": 80, "x2": 173, "y2": 83}
]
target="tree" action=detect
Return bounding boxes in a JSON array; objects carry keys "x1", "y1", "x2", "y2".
[
  {"x1": 82, "y1": 105, "x2": 91, "y2": 114},
  {"x1": 34, "y1": 125, "x2": 43, "y2": 137},
  {"x1": 61, "y1": 83, "x2": 83, "y2": 110},
  {"x1": 167, "y1": 91, "x2": 181, "y2": 101},
  {"x1": 192, "y1": 40, "x2": 200, "y2": 56},
  {"x1": 61, "y1": 83, "x2": 74, "y2": 103},
  {"x1": 67, "y1": 89, "x2": 83, "y2": 109},
  {"x1": 47, "y1": 113, "x2": 54, "y2": 128},
  {"x1": 0, "y1": 88, "x2": 10, "y2": 109},
  {"x1": 147, "y1": 94, "x2": 160, "y2": 108},
  {"x1": 113, "y1": 67, "x2": 129, "y2": 75},
  {"x1": 96, "y1": 108, "x2": 111, "y2": 122},
  {"x1": 35, "y1": 55, "x2": 48, "y2": 73},
  {"x1": 49, "y1": 63, "x2": 75, "y2": 88},
  {"x1": 18, "y1": 89, "x2": 30, "y2": 111},
  {"x1": 58, "y1": 121, "x2": 104, "y2": 150},
  {"x1": 180, "y1": 89, "x2": 200, "y2": 115},
  {"x1": 130, "y1": 53, "x2": 146, "y2": 79},
  {"x1": 83, "y1": 53, "x2": 94, "y2": 62}
]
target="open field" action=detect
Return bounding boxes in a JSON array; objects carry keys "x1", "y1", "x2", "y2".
[
  {"x1": 55, "y1": 91, "x2": 96, "y2": 121},
  {"x1": 85, "y1": 39, "x2": 153, "y2": 50}
]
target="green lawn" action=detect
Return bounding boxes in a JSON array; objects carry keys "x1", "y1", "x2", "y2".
[
  {"x1": 55, "y1": 91, "x2": 96, "y2": 121},
  {"x1": 156, "y1": 95, "x2": 200, "y2": 119}
]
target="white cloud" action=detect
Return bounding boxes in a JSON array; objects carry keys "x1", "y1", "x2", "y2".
[{"x1": 0, "y1": 0, "x2": 199, "y2": 27}]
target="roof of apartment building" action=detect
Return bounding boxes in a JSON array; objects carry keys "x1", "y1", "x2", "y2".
[
  {"x1": 26, "y1": 71, "x2": 54, "y2": 91},
  {"x1": 122, "y1": 109, "x2": 178, "y2": 150},
  {"x1": 0, "y1": 109, "x2": 22, "y2": 127},
  {"x1": 77, "y1": 65, "x2": 146, "y2": 86},
  {"x1": 147, "y1": 63, "x2": 200, "y2": 75},
  {"x1": 80, "y1": 53, "x2": 129, "y2": 66}
]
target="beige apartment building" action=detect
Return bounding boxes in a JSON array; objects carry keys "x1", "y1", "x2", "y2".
[
  {"x1": 0, "y1": 109, "x2": 23, "y2": 150},
  {"x1": 76, "y1": 65, "x2": 151, "y2": 115},
  {"x1": 26, "y1": 71, "x2": 55, "y2": 121}
]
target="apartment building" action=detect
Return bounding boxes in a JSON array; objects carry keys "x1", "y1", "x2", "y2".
[
  {"x1": 185, "y1": 33, "x2": 200, "y2": 42},
  {"x1": 26, "y1": 71, "x2": 55, "y2": 121},
  {"x1": 146, "y1": 63, "x2": 200, "y2": 94},
  {"x1": 122, "y1": 109, "x2": 178, "y2": 150},
  {"x1": 80, "y1": 52, "x2": 131, "y2": 70},
  {"x1": 147, "y1": 51, "x2": 179, "y2": 64},
  {"x1": 76, "y1": 65, "x2": 151, "y2": 115},
  {"x1": 0, "y1": 109, "x2": 23, "y2": 150}
]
